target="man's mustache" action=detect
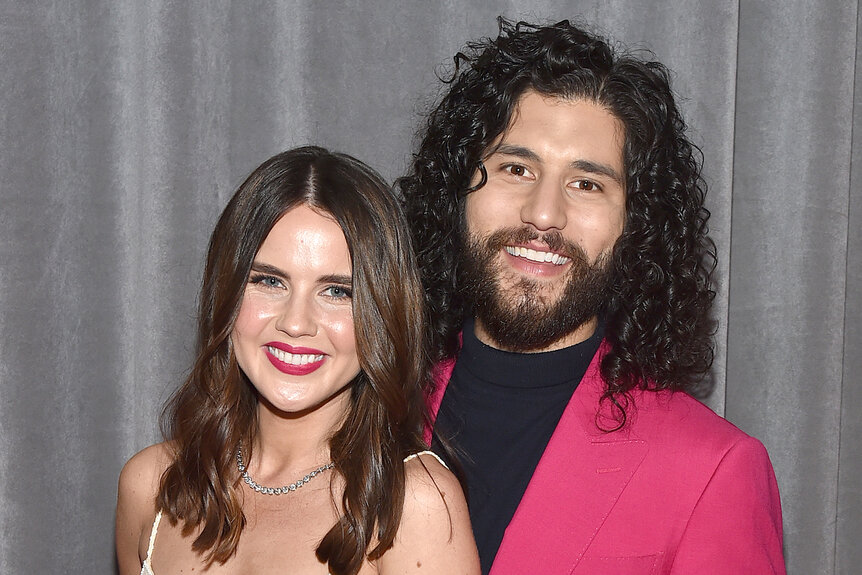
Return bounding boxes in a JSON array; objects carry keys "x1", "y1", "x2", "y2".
[{"x1": 483, "y1": 227, "x2": 588, "y2": 263}]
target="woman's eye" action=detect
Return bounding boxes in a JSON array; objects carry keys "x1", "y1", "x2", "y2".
[
  {"x1": 323, "y1": 285, "x2": 352, "y2": 299},
  {"x1": 250, "y1": 274, "x2": 283, "y2": 288}
]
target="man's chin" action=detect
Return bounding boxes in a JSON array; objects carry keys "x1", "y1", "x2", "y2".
[
  {"x1": 499, "y1": 276, "x2": 567, "y2": 302},
  {"x1": 459, "y1": 228, "x2": 611, "y2": 350}
]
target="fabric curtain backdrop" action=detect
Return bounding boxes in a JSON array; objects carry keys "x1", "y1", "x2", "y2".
[{"x1": 0, "y1": 1, "x2": 858, "y2": 573}]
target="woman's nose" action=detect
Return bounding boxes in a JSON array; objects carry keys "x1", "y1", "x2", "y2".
[{"x1": 274, "y1": 295, "x2": 317, "y2": 338}]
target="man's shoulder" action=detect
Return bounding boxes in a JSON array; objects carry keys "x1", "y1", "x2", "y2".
[
  {"x1": 574, "y1": 357, "x2": 751, "y2": 452},
  {"x1": 624, "y1": 389, "x2": 760, "y2": 462}
]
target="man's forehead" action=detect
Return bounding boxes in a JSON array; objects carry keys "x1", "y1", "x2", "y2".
[
  {"x1": 484, "y1": 92, "x2": 625, "y2": 174},
  {"x1": 487, "y1": 90, "x2": 623, "y2": 145}
]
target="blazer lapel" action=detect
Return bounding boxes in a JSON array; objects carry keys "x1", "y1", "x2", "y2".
[
  {"x1": 490, "y1": 345, "x2": 648, "y2": 575},
  {"x1": 425, "y1": 357, "x2": 456, "y2": 445}
]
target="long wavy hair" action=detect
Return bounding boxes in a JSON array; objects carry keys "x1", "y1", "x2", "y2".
[
  {"x1": 397, "y1": 19, "x2": 716, "y2": 423},
  {"x1": 158, "y1": 146, "x2": 429, "y2": 574}
]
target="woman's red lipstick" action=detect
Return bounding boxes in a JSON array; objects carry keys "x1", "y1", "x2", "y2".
[{"x1": 264, "y1": 342, "x2": 326, "y2": 376}]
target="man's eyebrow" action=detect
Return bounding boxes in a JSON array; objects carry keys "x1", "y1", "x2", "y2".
[
  {"x1": 491, "y1": 144, "x2": 624, "y2": 186},
  {"x1": 492, "y1": 144, "x2": 541, "y2": 163},
  {"x1": 570, "y1": 159, "x2": 624, "y2": 186}
]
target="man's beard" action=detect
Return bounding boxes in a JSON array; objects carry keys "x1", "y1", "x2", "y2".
[{"x1": 459, "y1": 226, "x2": 613, "y2": 352}]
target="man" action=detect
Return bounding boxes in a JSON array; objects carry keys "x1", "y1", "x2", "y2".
[{"x1": 398, "y1": 19, "x2": 785, "y2": 575}]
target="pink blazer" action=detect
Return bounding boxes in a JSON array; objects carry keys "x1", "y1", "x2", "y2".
[{"x1": 428, "y1": 342, "x2": 786, "y2": 575}]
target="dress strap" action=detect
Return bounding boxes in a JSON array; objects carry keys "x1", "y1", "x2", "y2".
[
  {"x1": 143, "y1": 510, "x2": 162, "y2": 566},
  {"x1": 403, "y1": 450, "x2": 449, "y2": 470}
]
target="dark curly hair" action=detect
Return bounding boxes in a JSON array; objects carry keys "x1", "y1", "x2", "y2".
[{"x1": 397, "y1": 18, "x2": 716, "y2": 421}]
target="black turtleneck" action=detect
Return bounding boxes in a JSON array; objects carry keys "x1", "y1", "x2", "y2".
[{"x1": 432, "y1": 319, "x2": 602, "y2": 574}]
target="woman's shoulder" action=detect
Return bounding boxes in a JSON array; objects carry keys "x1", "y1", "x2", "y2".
[
  {"x1": 117, "y1": 442, "x2": 174, "y2": 525},
  {"x1": 116, "y1": 442, "x2": 173, "y2": 575},
  {"x1": 401, "y1": 450, "x2": 459, "y2": 504},
  {"x1": 376, "y1": 451, "x2": 480, "y2": 574},
  {"x1": 119, "y1": 442, "x2": 173, "y2": 495}
]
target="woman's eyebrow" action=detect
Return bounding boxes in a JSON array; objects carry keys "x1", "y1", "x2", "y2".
[
  {"x1": 250, "y1": 262, "x2": 286, "y2": 277},
  {"x1": 318, "y1": 274, "x2": 352, "y2": 285}
]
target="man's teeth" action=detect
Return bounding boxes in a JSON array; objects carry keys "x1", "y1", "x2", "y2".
[
  {"x1": 267, "y1": 347, "x2": 324, "y2": 365},
  {"x1": 505, "y1": 246, "x2": 570, "y2": 265}
]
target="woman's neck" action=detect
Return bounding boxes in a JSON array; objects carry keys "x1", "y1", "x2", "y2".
[{"x1": 249, "y1": 388, "x2": 350, "y2": 481}]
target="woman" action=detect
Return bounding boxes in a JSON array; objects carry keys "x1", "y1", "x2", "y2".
[{"x1": 116, "y1": 147, "x2": 479, "y2": 574}]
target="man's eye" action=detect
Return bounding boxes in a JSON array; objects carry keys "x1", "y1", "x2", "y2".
[
  {"x1": 574, "y1": 180, "x2": 600, "y2": 191},
  {"x1": 504, "y1": 164, "x2": 530, "y2": 177}
]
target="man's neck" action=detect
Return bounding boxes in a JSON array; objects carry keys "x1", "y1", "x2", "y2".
[{"x1": 473, "y1": 315, "x2": 599, "y2": 354}]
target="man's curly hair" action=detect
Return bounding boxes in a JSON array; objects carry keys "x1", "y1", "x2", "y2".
[{"x1": 397, "y1": 18, "x2": 717, "y2": 418}]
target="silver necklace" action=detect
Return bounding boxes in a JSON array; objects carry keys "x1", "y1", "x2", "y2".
[{"x1": 235, "y1": 446, "x2": 334, "y2": 495}]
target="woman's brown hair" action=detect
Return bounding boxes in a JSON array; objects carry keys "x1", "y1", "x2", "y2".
[{"x1": 157, "y1": 146, "x2": 429, "y2": 574}]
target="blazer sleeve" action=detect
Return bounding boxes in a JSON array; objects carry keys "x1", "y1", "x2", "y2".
[{"x1": 669, "y1": 435, "x2": 786, "y2": 574}]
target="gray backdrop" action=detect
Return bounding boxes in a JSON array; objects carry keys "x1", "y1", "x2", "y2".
[{"x1": 0, "y1": 1, "x2": 858, "y2": 573}]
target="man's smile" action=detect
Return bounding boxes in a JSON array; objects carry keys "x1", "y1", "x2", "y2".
[{"x1": 504, "y1": 245, "x2": 571, "y2": 265}]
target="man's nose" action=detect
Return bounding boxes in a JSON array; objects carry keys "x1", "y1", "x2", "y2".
[{"x1": 520, "y1": 178, "x2": 567, "y2": 231}]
